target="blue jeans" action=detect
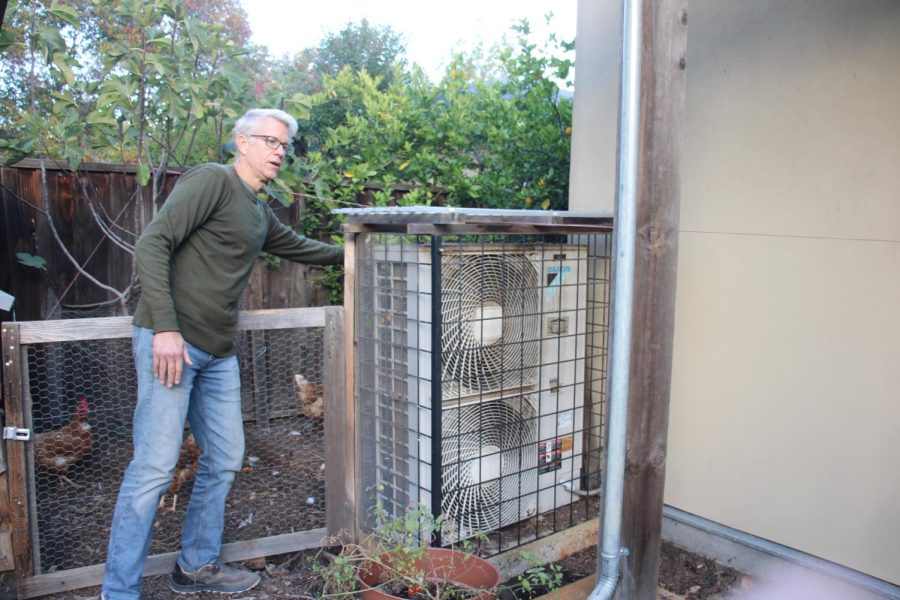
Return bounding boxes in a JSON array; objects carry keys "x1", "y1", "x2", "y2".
[{"x1": 102, "y1": 327, "x2": 245, "y2": 599}]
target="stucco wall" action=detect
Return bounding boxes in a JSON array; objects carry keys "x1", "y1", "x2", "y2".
[
  {"x1": 569, "y1": 0, "x2": 620, "y2": 212},
  {"x1": 570, "y1": 0, "x2": 900, "y2": 584}
]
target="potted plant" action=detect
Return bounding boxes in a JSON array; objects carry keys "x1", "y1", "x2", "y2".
[
  {"x1": 316, "y1": 504, "x2": 501, "y2": 599},
  {"x1": 357, "y1": 545, "x2": 500, "y2": 599}
]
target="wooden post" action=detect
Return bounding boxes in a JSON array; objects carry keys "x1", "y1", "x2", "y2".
[
  {"x1": 1, "y1": 322, "x2": 33, "y2": 582},
  {"x1": 616, "y1": 2, "x2": 688, "y2": 599},
  {"x1": 0, "y1": 326, "x2": 17, "y2": 582},
  {"x1": 324, "y1": 234, "x2": 358, "y2": 540}
]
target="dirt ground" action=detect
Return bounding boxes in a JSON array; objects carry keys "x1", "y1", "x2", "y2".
[
  {"x1": 37, "y1": 539, "x2": 746, "y2": 599},
  {"x1": 543, "y1": 540, "x2": 746, "y2": 599}
]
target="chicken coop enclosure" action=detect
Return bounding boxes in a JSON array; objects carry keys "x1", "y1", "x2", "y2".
[
  {"x1": 0, "y1": 307, "x2": 343, "y2": 597},
  {"x1": 335, "y1": 207, "x2": 612, "y2": 556}
]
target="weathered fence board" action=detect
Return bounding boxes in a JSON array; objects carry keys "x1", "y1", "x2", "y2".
[
  {"x1": 323, "y1": 304, "x2": 351, "y2": 539},
  {"x1": 1, "y1": 162, "x2": 166, "y2": 321},
  {"x1": 1, "y1": 323, "x2": 31, "y2": 578},
  {"x1": 14, "y1": 307, "x2": 329, "y2": 344},
  {"x1": 22, "y1": 528, "x2": 327, "y2": 598}
]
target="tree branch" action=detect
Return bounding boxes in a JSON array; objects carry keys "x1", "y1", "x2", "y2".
[{"x1": 37, "y1": 160, "x2": 129, "y2": 314}]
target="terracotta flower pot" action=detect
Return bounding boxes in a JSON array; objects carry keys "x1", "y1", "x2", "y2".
[{"x1": 358, "y1": 546, "x2": 500, "y2": 599}]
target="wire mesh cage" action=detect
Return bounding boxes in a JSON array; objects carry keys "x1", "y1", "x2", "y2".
[
  {"x1": 14, "y1": 315, "x2": 328, "y2": 575},
  {"x1": 345, "y1": 208, "x2": 612, "y2": 556}
]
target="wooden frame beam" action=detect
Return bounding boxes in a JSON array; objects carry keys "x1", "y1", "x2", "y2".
[
  {"x1": 1, "y1": 323, "x2": 31, "y2": 580},
  {"x1": 21, "y1": 528, "x2": 326, "y2": 598},
  {"x1": 325, "y1": 235, "x2": 359, "y2": 541},
  {"x1": 617, "y1": 1, "x2": 689, "y2": 598}
]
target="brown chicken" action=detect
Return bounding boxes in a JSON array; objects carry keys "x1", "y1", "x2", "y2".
[
  {"x1": 159, "y1": 432, "x2": 202, "y2": 512},
  {"x1": 33, "y1": 396, "x2": 93, "y2": 485},
  {"x1": 293, "y1": 374, "x2": 324, "y2": 420}
]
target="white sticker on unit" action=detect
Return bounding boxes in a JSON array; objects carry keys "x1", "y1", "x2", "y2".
[{"x1": 557, "y1": 410, "x2": 574, "y2": 429}]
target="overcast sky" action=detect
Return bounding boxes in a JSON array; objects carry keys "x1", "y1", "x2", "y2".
[{"x1": 241, "y1": 0, "x2": 577, "y2": 81}]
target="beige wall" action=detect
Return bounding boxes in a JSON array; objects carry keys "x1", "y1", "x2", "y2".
[
  {"x1": 569, "y1": 1, "x2": 620, "y2": 211},
  {"x1": 570, "y1": 0, "x2": 900, "y2": 584}
]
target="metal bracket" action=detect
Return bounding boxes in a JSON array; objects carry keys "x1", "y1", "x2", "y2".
[{"x1": 2, "y1": 427, "x2": 30, "y2": 441}]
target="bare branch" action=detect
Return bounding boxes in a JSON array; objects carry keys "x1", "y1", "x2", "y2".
[
  {"x1": 72, "y1": 173, "x2": 137, "y2": 253},
  {"x1": 38, "y1": 160, "x2": 129, "y2": 315},
  {"x1": 1, "y1": 181, "x2": 47, "y2": 214}
]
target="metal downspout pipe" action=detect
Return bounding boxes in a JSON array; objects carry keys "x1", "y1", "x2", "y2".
[{"x1": 588, "y1": 0, "x2": 643, "y2": 598}]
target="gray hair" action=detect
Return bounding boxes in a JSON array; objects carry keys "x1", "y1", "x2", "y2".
[{"x1": 233, "y1": 108, "x2": 298, "y2": 141}]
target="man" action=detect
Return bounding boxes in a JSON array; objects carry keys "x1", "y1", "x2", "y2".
[{"x1": 102, "y1": 108, "x2": 343, "y2": 599}]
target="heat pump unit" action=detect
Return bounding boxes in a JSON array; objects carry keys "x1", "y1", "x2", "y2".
[{"x1": 362, "y1": 243, "x2": 588, "y2": 542}]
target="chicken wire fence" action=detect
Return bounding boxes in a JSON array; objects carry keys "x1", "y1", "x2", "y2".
[
  {"x1": 350, "y1": 223, "x2": 611, "y2": 556},
  {"x1": 1, "y1": 309, "x2": 334, "y2": 583}
]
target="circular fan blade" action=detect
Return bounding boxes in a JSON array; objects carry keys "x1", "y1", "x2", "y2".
[
  {"x1": 440, "y1": 396, "x2": 539, "y2": 541},
  {"x1": 440, "y1": 253, "x2": 541, "y2": 395}
]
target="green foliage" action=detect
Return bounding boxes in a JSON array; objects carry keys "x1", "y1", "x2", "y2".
[
  {"x1": 313, "y1": 503, "x2": 490, "y2": 599},
  {"x1": 318, "y1": 265, "x2": 344, "y2": 305},
  {"x1": 516, "y1": 551, "x2": 565, "y2": 596},
  {"x1": 2, "y1": 4, "x2": 572, "y2": 213},
  {"x1": 312, "y1": 504, "x2": 568, "y2": 599},
  {"x1": 316, "y1": 18, "x2": 407, "y2": 90},
  {"x1": 0, "y1": 5, "x2": 574, "y2": 309},
  {"x1": 292, "y1": 17, "x2": 574, "y2": 212},
  {"x1": 16, "y1": 252, "x2": 48, "y2": 270},
  {"x1": 0, "y1": 0, "x2": 261, "y2": 308},
  {"x1": 1, "y1": 0, "x2": 257, "y2": 169},
  {"x1": 91, "y1": 0, "x2": 257, "y2": 167},
  {"x1": 460, "y1": 18, "x2": 574, "y2": 210}
]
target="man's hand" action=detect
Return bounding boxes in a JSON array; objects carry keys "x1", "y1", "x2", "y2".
[{"x1": 152, "y1": 331, "x2": 194, "y2": 388}]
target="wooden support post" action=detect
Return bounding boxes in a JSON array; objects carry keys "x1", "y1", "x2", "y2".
[
  {"x1": 617, "y1": 2, "x2": 688, "y2": 599},
  {"x1": 325, "y1": 234, "x2": 358, "y2": 541},
  {"x1": 1, "y1": 322, "x2": 32, "y2": 581}
]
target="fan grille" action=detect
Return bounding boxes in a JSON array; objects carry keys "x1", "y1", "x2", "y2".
[
  {"x1": 440, "y1": 396, "x2": 538, "y2": 541},
  {"x1": 441, "y1": 252, "x2": 541, "y2": 397}
]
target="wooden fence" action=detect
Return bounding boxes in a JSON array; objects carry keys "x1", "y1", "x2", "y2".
[
  {"x1": 0, "y1": 307, "x2": 345, "y2": 597},
  {"x1": 0, "y1": 160, "x2": 339, "y2": 322}
]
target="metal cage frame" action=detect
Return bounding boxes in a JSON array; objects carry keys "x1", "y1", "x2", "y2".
[{"x1": 335, "y1": 207, "x2": 613, "y2": 557}]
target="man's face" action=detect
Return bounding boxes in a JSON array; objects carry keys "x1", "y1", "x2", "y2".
[{"x1": 237, "y1": 117, "x2": 290, "y2": 188}]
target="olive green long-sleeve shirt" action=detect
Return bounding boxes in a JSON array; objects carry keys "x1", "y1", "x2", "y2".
[{"x1": 133, "y1": 163, "x2": 343, "y2": 356}]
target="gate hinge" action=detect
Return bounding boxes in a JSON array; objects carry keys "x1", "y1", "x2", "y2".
[{"x1": 2, "y1": 427, "x2": 30, "y2": 441}]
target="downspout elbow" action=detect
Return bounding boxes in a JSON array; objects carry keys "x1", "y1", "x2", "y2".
[
  {"x1": 587, "y1": 549, "x2": 627, "y2": 600},
  {"x1": 587, "y1": 570, "x2": 619, "y2": 600}
]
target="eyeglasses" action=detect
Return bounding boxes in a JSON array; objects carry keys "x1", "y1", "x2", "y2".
[{"x1": 248, "y1": 134, "x2": 291, "y2": 151}]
